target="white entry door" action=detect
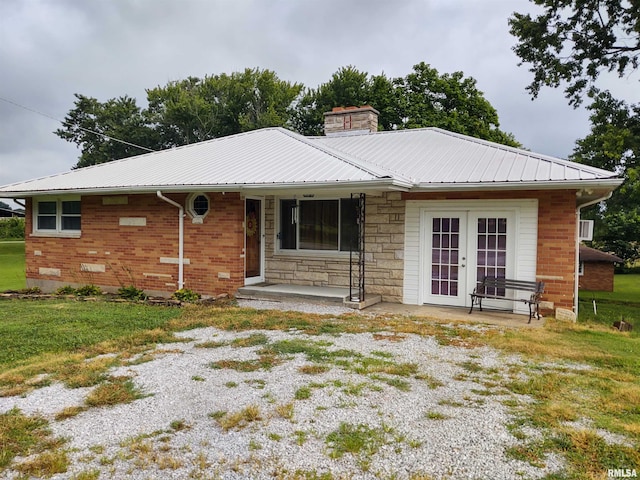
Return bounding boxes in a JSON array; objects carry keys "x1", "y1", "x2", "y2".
[
  {"x1": 423, "y1": 212, "x2": 468, "y2": 307},
  {"x1": 422, "y1": 210, "x2": 515, "y2": 308}
]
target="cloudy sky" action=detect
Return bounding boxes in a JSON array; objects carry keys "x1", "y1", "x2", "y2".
[{"x1": 1, "y1": 0, "x2": 637, "y2": 205}]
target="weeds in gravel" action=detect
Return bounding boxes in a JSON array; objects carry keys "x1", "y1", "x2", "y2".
[
  {"x1": 294, "y1": 386, "x2": 312, "y2": 400},
  {"x1": 70, "y1": 469, "x2": 101, "y2": 480},
  {"x1": 13, "y1": 449, "x2": 69, "y2": 477},
  {"x1": 425, "y1": 411, "x2": 449, "y2": 420},
  {"x1": 275, "y1": 402, "x2": 294, "y2": 420},
  {"x1": 0, "y1": 408, "x2": 65, "y2": 471},
  {"x1": 215, "y1": 405, "x2": 262, "y2": 431},
  {"x1": 55, "y1": 406, "x2": 87, "y2": 421},
  {"x1": 298, "y1": 364, "x2": 330, "y2": 375},
  {"x1": 85, "y1": 376, "x2": 147, "y2": 407},
  {"x1": 325, "y1": 423, "x2": 392, "y2": 459}
]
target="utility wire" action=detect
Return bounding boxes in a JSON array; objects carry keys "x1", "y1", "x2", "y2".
[{"x1": 0, "y1": 95, "x2": 156, "y2": 153}]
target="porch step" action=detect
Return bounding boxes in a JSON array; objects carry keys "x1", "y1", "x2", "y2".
[{"x1": 236, "y1": 284, "x2": 381, "y2": 310}]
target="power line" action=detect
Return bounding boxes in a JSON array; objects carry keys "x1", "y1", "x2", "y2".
[{"x1": 0, "y1": 96, "x2": 156, "y2": 153}]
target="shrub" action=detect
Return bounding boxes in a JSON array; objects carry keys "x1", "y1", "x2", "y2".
[
  {"x1": 55, "y1": 286, "x2": 76, "y2": 295},
  {"x1": 117, "y1": 285, "x2": 146, "y2": 301},
  {"x1": 19, "y1": 287, "x2": 42, "y2": 295},
  {"x1": 0, "y1": 217, "x2": 25, "y2": 239},
  {"x1": 75, "y1": 285, "x2": 102, "y2": 296},
  {"x1": 172, "y1": 288, "x2": 200, "y2": 302}
]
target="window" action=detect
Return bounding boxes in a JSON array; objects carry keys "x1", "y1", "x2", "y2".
[
  {"x1": 279, "y1": 197, "x2": 360, "y2": 252},
  {"x1": 186, "y1": 193, "x2": 210, "y2": 222},
  {"x1": 578, "y1": 261, "x2": 584, "y2": 276},
  {"x1": 35, "y1": 199, "x2": 81, "y2": 234}
]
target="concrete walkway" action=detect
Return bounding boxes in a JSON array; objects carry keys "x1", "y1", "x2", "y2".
[{"x1": 237, "y1": 283, "x2": 544, "y2": 329}]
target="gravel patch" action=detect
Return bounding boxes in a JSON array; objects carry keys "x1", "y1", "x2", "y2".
[{"x1": 0, "y1": 313, "x2": 566, "y2": 479}]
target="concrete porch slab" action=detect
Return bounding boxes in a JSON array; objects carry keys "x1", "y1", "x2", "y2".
[{"x1": 236, "y1": 284, "x2": 381, "y2": 309}]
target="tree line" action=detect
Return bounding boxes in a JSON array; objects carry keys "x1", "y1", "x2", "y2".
[{"x1": 55, "y1": 62, "x2": 519, "y2": 169}]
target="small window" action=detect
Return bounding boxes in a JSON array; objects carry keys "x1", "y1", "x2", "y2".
[
  {"x1": 35, "y1": 199, "x2": 81, "y2": 234},
  {"x1": 578, "y1": 261, "x2": 584, "y2": 276},
  {"x1": 187, "y1": 193, "x2": 210, "y2": 222}
]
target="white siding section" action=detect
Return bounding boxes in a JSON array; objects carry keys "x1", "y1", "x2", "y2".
[{"x1": 403, "y1": 199, "x2": 538, "y2": 311}]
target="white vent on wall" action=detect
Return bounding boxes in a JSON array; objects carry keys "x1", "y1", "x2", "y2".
[{"x1": 579, "y1": 219, "x2": 594, "y2": 241}]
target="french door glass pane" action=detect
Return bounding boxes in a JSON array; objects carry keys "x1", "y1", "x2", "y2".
[
  {"x1": 431, "y1": 217, "x2": 460, "y2": 296},
  {"x1": 477, "y1": 217, "x2": 507, "y2": 295}
]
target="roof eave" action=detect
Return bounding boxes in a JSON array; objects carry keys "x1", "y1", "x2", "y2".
[{"x1": 0, "y1": 178, "x2": 413, "y2": 198}]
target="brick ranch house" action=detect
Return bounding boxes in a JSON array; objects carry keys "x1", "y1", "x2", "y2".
[
  {"x1": 0, "y1": 106, "x2": 622, "y2": 316},
  {"x1": 578, "y1": 244, "x2": 622, "y2": 292}
]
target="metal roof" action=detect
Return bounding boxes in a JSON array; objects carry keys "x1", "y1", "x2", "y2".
[
  {"x1": 312, "y1": 127, "x2": 620, "y2": 186},
  {"x1": 0, "y1": 126, "x2": 621, "y2": 198}
]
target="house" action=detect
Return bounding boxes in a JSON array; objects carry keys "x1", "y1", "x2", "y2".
[
  {"x1": 0, "y1": 106, "x2": 622, "y2": 316},
  {"x1": 578, "y1": 244, "x2": 622, "y2": 292},
  {"x1": 0, "y1": 207, "x2": 24, "y2": 218}
]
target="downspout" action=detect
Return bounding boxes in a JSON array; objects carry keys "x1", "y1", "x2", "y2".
[
  {"x1": 574, "y1": 192, "x2": 613, "y2": 316},
  {"x1": 156, "y1": 191, "x2": 184, "y2": 290}
]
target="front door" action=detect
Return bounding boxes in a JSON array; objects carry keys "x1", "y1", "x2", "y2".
[{"x1": 245, "y1": 198, "x2": 264, "y2": 284}]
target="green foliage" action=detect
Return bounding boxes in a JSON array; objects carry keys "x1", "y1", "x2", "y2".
[
  {"x1": 572, "y1": 91, "x2": 640, "y2": 263},
  {"x1": 172, "y1": 288, "x2": 200, "y2": 302},
  {"x1": 0, "y1": 299, "x2": 181, "y2": 367},
  {"x1": 54, "y1": 286, "x2": 77, "y2": 295},
  {"x1": 58, "y1": 64, "x2": 520, "y2": 169},
  {"x1": 0, "y1": 218, "x2": 25, "y2": 239},
  {"x1": 509, "y1": 0, "x2": 640, "y2": 106},
  {"x1": 0, "y1": 242, "x2": 25, "y2": 291},
  {"x1": 75, "y1": 284, "x2": 102, "y2": 297},
  {"x1": 117, "y1": 285, "x2": 147, "y2": 301},
  {"x1": 292, "y1": 63, "x2": 519, "y2": 147},
  {"x1": 325, "y1": 422, "x2": 391, "y2": 459},
  {"x1": 0, "y1": 408, "x2": 63, "y2": 471}
]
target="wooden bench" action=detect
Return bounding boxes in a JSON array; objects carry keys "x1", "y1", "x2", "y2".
[{"x1": 469, "y1": 277, "x2": 544, "y2": 323}]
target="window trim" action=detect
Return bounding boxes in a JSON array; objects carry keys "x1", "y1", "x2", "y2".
[
  {"x1": 275, "y1": 196, "x2": 359, "y2": 255},
  {"x1": 186, "y1": 193, "x2": 211, "y2": 223},
  {"x1": 32, "y1": 197, "x2": 82, "y2": 238}
]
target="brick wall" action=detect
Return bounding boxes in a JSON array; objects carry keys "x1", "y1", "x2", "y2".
[
  {"x1": 579, "y1": 262, "x2": 615, "y2": 291},
  {"x1": 263, "y1": 192, "x2": 405, "y2": 302},
  {"x1": 25, "y1": 193, "x2": 245, "y2": 297},
  {"x1": 403, "y1": 189, "x2": 578, "y2": 310}
]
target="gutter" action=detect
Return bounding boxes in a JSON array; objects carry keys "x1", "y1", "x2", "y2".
[
  {"x1": 156, "y1": 191, "x2": 184, "y2": 290},
  {"x1": 574, "y1": 191, "x2": 613, "y2": 316}
]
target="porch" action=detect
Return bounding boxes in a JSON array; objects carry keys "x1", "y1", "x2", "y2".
[{"x1": 236, "y1": 284, "x2": 545, "y2": 328}]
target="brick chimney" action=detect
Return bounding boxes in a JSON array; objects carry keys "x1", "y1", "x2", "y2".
[{"x1": 323, "y1": 105, "x2": 379, "y2": 136}]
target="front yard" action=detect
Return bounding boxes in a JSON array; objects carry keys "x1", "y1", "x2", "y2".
[{"x1": 0, "y1": 299, "x2": 638, "y2": 479}]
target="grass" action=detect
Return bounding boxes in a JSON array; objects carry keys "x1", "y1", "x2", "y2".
[
  {"x1": 85, "y1": 376, "x2": 147, "y2": 407},
  {"x1": 0, "y1": 241, "x2": 25, "y2": 291},
  {"x1": 578, "y1": 274, "x2": 640, "y2": 329},
  {"x1": 0, "y1": 299, "x2": 181, "y2": 368},
  {"x1": 0, "y1": 294, "x2": 638, "y2": 478}
]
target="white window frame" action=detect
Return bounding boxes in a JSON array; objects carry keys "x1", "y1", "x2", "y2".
[
  {"x1": 578, "y1": 261, "x2": 584, "y2": 276},
  {"x1": 186, "y1": 193, "x2": 211, "y2": 224},
  {"x1": 32, "y1": 197, "x2": 81, "y2": 238},
  {"x1": 579, "y1": 219, "x2": 594, "y2": 241}
]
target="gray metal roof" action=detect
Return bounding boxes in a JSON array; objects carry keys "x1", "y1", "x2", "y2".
[
  {"x1": 312, "y1": 127, "x2": 620, "y2": 186},
  {"x1": 0, "y1": 126, "x2": 621, "y2": 198},
  {"x1": 0, "y1": 128, "x2": 409, "y2": 196}
]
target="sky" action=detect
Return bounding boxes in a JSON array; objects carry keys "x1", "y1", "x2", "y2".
[{"x1": 0, "y1": 0, "x2": 637, "y2": 207}]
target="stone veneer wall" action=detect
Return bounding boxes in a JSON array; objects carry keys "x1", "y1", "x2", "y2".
[{"x1": 263, "y1": 192, "x2": 405, "y2": 302}]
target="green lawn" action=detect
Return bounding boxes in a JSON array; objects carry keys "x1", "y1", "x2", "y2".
[
  {"x1": 0, "y1": 299, "x2": 182, "y2": 368},
  {"x1": 0, "y1": 241, "x2": 25, "y2": 291},
  {"x1": 578, "y1": 274, "x2": 640, "y2": 329}
]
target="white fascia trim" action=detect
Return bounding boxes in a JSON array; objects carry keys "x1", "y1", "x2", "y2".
[
  {"x1": 0, "y1": 179, "x2": 413, "y2": 198},
  {"x1": 412, "y1": 179, "x2": 623, "y2": 192}
]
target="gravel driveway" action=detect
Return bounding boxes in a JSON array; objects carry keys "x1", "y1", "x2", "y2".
[{"x1": 0, "y1": 301, "x2": 562, "y2": 479}]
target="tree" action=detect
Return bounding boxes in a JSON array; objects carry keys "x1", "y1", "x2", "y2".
[
  {"x1": 57, "y1": 69, "x2": 302, "y2": 168},
  {"x1": 509, "y1": 0, "x2": 640, "y2": 107},
  {"x1": 146, "y1": 68, "x2": 302, "y2": 146},
  {"x1": 395, "y1": 62, "x2": 519, "y2": 146},
  {"x1": 571, "y1": 91, "x2": 640, "y2": 263},
  {"x1": 292, "y1": 63, "x2": 519, "y2": 147},
  {"x1": 0, "y1": 201, "x2": 10, "y2": 210},
  {"x1": 510, "y1": 1, "x2": 640, "y2": 264},
  {"x1": 56, "y1": 94, "x2": 160, "y2": 168}
]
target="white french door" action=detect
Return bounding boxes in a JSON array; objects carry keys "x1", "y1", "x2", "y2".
[
  {"x1": 423, "y1": 212, "x2": 468, "y2": 306},
  {"x1": 422, "y1": 210, "x2": 515, "y2": 308}
]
